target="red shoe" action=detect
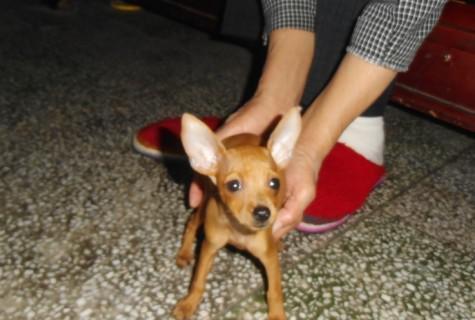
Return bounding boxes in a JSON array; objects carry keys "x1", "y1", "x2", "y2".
[
  {"x1": 133, "y1": 117, "x2": 222, "y2": 158},
  {"x1": 297, "y1": 143, "x2": 385, "y2": 233}
]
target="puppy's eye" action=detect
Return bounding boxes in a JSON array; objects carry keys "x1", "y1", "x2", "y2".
[
  {"x1": 269, "y1": 178, "x2": 280, "y2": 190},
  {"x1": 226, "y1": 179, "x2": 241, "y2": 192}
]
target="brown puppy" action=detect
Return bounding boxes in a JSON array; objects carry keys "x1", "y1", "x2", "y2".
[{"x1": 173, "y1": 107, "x2": 302, "y2": 320}]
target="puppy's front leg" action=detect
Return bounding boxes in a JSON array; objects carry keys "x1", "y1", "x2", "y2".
[
  {"x1": 173, "y1": 239, "x2": 221, "y2": 320},
  {"x1": 176, "y1": 208, "x2": 202, "y2": 268},
  {"x1": 259, "y1": 247, "x2": 286, "y2": 320}
]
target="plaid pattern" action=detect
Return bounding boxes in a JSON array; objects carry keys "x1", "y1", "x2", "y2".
[
  {"x1": 262, "y1": 0, "x2": 316, "y2": 34},
  {"x1": 262, "y1": 0, "x2": 448, "y2": 71}
]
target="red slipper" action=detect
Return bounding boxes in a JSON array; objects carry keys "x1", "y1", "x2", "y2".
[
  {"x1": 133, "y1": 117, "x2": 222, "y2": 158},
  {"x1": 297, "y1": 143, "x2": 385, "y2": 233}
]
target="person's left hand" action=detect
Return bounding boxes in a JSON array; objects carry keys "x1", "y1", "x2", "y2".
[{"x1": 272, "y1": 146, "x2": 321, "y2": 240}]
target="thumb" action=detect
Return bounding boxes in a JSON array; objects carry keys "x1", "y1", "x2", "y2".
[{"x1": 272, "y1": 195, "x2": 303, "y2": 240}]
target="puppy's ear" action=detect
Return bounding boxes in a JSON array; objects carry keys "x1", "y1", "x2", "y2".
[
  {"x1": 181, "y1": 113, "x2": 225, "y2": 176},
  {"x1": 267, "y1": 107, "x2": 302, "y2": 169}
]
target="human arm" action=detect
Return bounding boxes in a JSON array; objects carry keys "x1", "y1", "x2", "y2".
[
  {"x1": 271, "y1": 0, "x2": 449, "y2": 239},
  {"x1": 272, "y1": 52, "x2": 397, "y2": 239},
  {"x1": 214, "y1": 0, "x2": 317, "y2": 137}
]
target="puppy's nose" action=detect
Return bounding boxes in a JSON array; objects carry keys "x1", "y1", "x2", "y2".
[{"x1": 253, "y1": 206, "x2": 271, "y2": 223}]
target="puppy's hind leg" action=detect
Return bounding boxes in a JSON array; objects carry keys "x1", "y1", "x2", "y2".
[{"x1": 176, "y1": 208, "x2": 202, "y2": 268}]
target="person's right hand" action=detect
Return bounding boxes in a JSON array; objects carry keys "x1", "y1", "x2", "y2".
[
  {"x1": 272, "y1": 146, "x2": 320, "y2": 240},
  {"x1": 188, "y1": 95, "x2": 291, "y2": 208}
]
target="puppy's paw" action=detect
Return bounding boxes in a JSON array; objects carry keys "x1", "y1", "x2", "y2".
[
  {"x1": 176, "y1": 251, "x2": 193, "y2": 268},
  {"x1": 172, "y1": 298, "x2": 197, "y2": 320},
  {"x1": 268, "y1": 308, "x2": 286, "y2": 320}
]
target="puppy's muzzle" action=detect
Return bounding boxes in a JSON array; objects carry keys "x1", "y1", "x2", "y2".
[{"x1": 253, "y1": 205, "x2": 271, "y2": 226}]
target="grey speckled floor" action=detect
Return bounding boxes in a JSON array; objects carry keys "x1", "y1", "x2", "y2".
[{"x1": 1, "y1": 1, "x2": 474, "y2": 319}]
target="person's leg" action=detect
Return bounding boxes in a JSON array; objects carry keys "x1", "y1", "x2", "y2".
[{"x1": 297, "y1": 0, "x2": 391, "y2": 233}]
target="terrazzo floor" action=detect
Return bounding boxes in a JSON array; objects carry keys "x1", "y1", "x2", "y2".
[{"x1": 1, "y1": 1, "x2": 474, "y2": 319}]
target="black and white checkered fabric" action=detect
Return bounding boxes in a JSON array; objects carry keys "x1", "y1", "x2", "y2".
[
  {"x1": 262, "y1": 0, "x2": 448, "y2": 71},
  {"x1": 262, "y1": 0, "x2": 316, "y2": 33}
]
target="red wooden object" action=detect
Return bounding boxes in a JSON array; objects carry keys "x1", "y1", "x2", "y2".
[{"x1": 392, "y1": 1, "x2": 475, "y2": 132}]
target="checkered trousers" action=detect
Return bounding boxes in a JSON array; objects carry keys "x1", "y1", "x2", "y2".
[{"x1": 262, "y1": 0, "x2": 448, "y2": 71}]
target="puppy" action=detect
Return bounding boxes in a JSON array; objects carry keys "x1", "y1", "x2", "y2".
[{"x1": 173, "y1": 107, "x2": 302, "y2": 320}]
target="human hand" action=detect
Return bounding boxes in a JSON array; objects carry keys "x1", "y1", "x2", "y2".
[
  {"x1": 217, "y1": 94, "x2": 289, "y2": 138},
  {"x1": 272, "y1": 147, "x2": 321, "y2": 240}
]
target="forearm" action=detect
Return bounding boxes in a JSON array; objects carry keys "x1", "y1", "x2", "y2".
[
  {"x1": 254, "y1": 28, "x2": 315, "y2": 113},
  {"x1": 297, "y1": 53, "x2": 397, "y2": 165}
]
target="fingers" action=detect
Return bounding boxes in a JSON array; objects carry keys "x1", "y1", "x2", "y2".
[
  {"x1": 188, "y1": 180, "x2": 203, "y2": 208},
  {"x1": 216, "y1": 107, "x2": 259, "y2": 139},
  {"x1": 272, "y1": 208, "x2": 298, "y2": 241},
  {"x1": 216, "y1": 97, "x2": 285, "y2": 140},
  {"x1": 272, "y1": 166, "x2": 317, "y2": 240},
  {"x1": 272, "y1": 193, "x2": 305, "y2": 240},
  {"x1": 216, "y1": 115, "x2": 245, "y2": 139}
]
